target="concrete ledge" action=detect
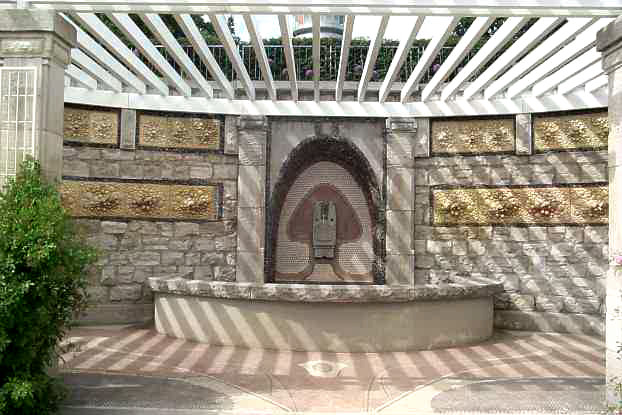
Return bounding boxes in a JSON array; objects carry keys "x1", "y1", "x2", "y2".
[
  {"x1": 494, "y1": 310, "x2": 604, "y2": 338},
  {"x1": 148, "y1": 276, "x2": 503, "y2": 303},
  {"x1": 154, "y1": 293, "x2": 494, "y2": 352}
]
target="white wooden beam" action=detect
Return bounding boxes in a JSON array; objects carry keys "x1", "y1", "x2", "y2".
[
  {"x1": 61, "y1": 13, "x2": 146, "y2": 94},
  {"x1": 533, "y1": 48, "x2": 601, "y2": 96},
  {"x1": 174, "y1": 14, "x2": 235, "y2": 99},
  {"x1": 463, "y1": 17, "x2": 563, "y2": 100},
  {"x1": 312, "y1": 14, "x2": 321, "y2": 102},
  {"x1": 336, "y1": 14, "x2": 354, "y2": 102},
  {"x1": 357, "y1": 15, "x2": 389, "y2": 102},
  {"x1": 71, "y1": 12, "x2": 168, "y2": 95},
  {"x1": 66, "y1": 64, "x2": 97, "y2": 89},
  {"x1": 485, "y1": 17, "x2": 595, "y2": 99},
  {"x1": 278, "y1": 14, "x2": 298, "y2": 101},
  {"x1": 140, "y1": 13, "x2": 213, "y2": 98},
  {"x1": 379, "y1": 16, "x2": 423, "y2": 103},
  {"x1": 244, "y1": 14, "x2": 276, "y2": 101},
  {"x1": 505, "y1": 18, "x2": 611, "y2": 99},
  {"x1": 441, "y1": 17, "x2": 528, "y2": 101},
  {"x1": 585, "y1": 74, "x2": 608, "y2": 93},
  {"x1": 400, "y1": 16, "x2": 460, "y2": 103},
  {"x1": 557, "y1": 61, "x2": 603, "y2": 95},
  {"x1": 21, "y1": 1, "x2": 622, "y2": 17},
  {"x1": 421, "y1": 16, "x2": 494, "y2": 101},
  {"x1": 71, "y1": 48, "x2": 123, "y2": 92},
  {"x1": 108, "y1": 13, "x2": 191, "y2": 97},
  {"x1": 63, "y1": 86, "x2": 608, "y2": 118},
  {"x1": 209, "y1": 13, "x2": 255, "y2": 100}
]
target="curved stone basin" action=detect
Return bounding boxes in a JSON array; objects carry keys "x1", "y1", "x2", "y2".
[{"x1": 148, "y1": 277, "x2": 503, "y2": 352}]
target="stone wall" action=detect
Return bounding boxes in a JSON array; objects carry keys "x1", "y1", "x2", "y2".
[
  {"x1": 414, "y1": 111, "x2": 609, "y2": 336},
  {"x1": 62, "y1": 105, "x2": 238, "y2": 323}
]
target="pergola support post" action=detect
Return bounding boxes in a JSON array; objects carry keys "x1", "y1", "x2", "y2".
[
  {"x1": 597, "y1": 15, "x2": 622, "y2": 406},
  {"x1": 0, "y1": 10, "x2": 76, "y2": 184}
]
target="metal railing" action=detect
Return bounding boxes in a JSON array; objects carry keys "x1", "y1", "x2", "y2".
[{"x1": 137, "y1": 43, "x2": 474, "y2": 87}]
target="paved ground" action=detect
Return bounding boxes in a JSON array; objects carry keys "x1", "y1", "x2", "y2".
[{"x1": 57, "y1": 325, "x2": 606, "y2": 414}]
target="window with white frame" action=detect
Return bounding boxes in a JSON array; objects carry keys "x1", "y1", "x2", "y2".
[{"x1": 0, "y1": 67, "x2": 37, "y2": 190}]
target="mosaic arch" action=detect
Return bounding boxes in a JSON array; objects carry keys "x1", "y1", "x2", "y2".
[{"x1": 266, "y1": 136, "x2": 384, "y2": 284}]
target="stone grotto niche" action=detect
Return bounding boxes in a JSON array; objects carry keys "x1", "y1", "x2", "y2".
[{"x1": 267, "y1": 135, "x2": 384, "y2": 284}]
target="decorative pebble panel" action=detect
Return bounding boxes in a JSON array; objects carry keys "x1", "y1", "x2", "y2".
[
  {"x1": 534, "y1": 111, "x2": 608, "y2": 151},
  {"x1": 431, "y1": 118, "x2": 515, "y2": 154},
  {"x1": 432, "y1": 185, "x2": 608, "y2": 225},
  {"x1": 64, "y1": 107, "x2": 118, "y2": 145},
  {"x1": 61, "y1": 180, "x2": 219, "y2": 220},
  {"x1": 138, "y1": 114, "x2": 221, "y2": 150}
]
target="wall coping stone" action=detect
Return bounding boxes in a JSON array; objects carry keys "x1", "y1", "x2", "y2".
[{"x1": 148, "y1": 276, "x2": 503, "y2": 303}]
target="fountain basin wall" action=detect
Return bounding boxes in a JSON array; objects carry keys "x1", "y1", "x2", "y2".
[{"x1": 149, "y1": 277, "x2": 503, "y2": 352}]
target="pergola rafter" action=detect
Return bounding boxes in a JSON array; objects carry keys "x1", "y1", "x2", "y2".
[{"x1": 3, "y1": 0, "x2": 610, "y2": 114}]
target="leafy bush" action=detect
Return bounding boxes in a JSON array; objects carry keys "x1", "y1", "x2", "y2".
[{"x1": 0, "y1": 159, "x2": 96, "y2": 414}]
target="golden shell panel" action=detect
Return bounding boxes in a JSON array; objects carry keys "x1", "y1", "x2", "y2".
[
  {"x1": 138, "y1": 114, "x2": 221, "y2": 150},
  {"x1": 534, "y1": 111, "x2": 608, "y2": 151},
  {"x1": 61, "y1": 180, "x2": 219, "y2": 220},
  {"x1": 64, "y1": 107, "x2": 118, "y2": 145},
  {"x1": 433, "y1": 185, "x2": 607, "y2": 225},
  {"x1": 431, "y1": 118, "x2": 515, "y2": 154}
]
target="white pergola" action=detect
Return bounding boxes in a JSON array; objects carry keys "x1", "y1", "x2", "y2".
[{"x1": 2, "y1": 0, "x2": 621, "y2": 117}]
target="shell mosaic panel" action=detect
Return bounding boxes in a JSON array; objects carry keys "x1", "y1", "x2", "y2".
[
  {"x1": 64, "y1": 107, "x2": 118, "y2": 145},
  {"x1": 431, "y1": 118, "x2": 515, "y2": 154},
  {"x1": 534, "y1": 111, "x2": 608, "y2": 151},
  {"x1": 433, "y1": 185, "x2": 608, "y2": 225},
  {"x1": 61, "y1": 180, "x2": 219, "y2": 220},
  {"x1": 138, "y1": 114, "x2": 221, "y2": 150}
]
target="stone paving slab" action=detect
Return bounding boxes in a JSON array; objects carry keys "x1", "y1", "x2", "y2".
[{"x1": 58, "y1": 326, "x2": 606, "y2": 414}]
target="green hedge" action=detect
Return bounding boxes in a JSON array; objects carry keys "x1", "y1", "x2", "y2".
[{"x1": 0, "y1": 160, "x2": 96, "y2": 414}]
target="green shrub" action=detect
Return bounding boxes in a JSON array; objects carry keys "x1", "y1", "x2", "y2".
[{"x1": 0, "y1": 159, "x2": 96, "y2": 414}]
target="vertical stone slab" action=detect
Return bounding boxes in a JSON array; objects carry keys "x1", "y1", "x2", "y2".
[
  {"x1": 597, "y1": 17, "x2": 622, "y2": 406},
  {"x1": 385, "y1": 118, "x2": 416, "y2": 285},
  {"x1": 414, "y1": 117, "x2": 430, "y2": 158},
  {"x1": 120, "y1": 109, "x2": 136, "y2": 150},
  {"x1": 515, "y1": 113, "x2": 533, "y2": 155},
  {"x1": 235, "y1": 115, "x2": 268, "y2": 283},
  {"x1": 0, "y1": 10, "x2": 76, "y2": 183},
  {"x1": 224, "y1": 115, "x2": 238, "y2": 155}
]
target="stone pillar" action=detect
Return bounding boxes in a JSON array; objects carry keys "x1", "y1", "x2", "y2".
[
  {"x1": 597, "y1": 16, "x2": 622, "y2": 406},
  {"x1": 235, "y1": 115, "x2": 268, "y2": 283},
  {"x1": 515, "y1": 113, "x2": 533, "y2": 156},
  {"x1": 385, "y1": 117, "x2": 416, "y2": 285},
  {"x1": 0, "y1": 10, "x2": 76, "y2": 182}
]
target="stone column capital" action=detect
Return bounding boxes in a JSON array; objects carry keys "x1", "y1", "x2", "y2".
[
  {"x1": 597, "y1": 16, "x2": 622, "y2": 74},
  {"x1": 0, "y1": 10, "x2": 76, "y2": 66}
]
